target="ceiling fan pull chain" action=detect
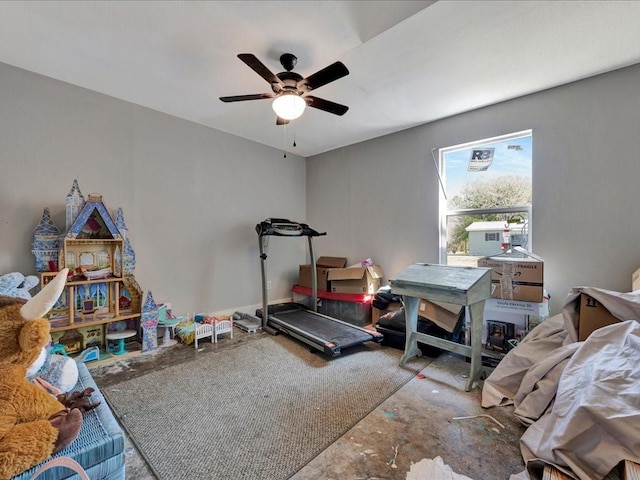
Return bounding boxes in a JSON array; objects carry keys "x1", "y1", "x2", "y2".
[
  {"x1": 293, "y1": 122, "x2": 297, "y2": 148},
  {"x1": 283, "y1": 123, "x2": 287, "y2": 158}
]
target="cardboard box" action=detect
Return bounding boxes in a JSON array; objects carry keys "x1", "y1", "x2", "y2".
[
  {"x1": 579, "y1": 293, "x2": 620, "y2": 341},
  {"x1": 329, "y1": 265, "x2": 384, "y2": 294},
  {"x1": 298, "y1": 256, "x2": 348, "y2": 291},
  {"x1": 477, "y1": 252, "x2": 544, "y2": 302},
  {"x1": 482, "y1": 298, "x2": 531, "y2": 344},
  {"x1": 633, "y1": 266, "x2": 640, "y2": 291},
  {"x1": 418, "y1": 299, "x2": 463, "y2": 333},
  {"x1": 372, "y1": 302, "x2": 402, "y2": 327}
]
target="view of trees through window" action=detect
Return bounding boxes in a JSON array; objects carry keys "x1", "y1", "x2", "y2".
[{"x1": 438, "y1": 131, "x2": 532, "y2": 265}]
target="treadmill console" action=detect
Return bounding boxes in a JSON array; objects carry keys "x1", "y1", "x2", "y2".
[{"x1": 256, "y1": 218, "x2": 325, "y2": 237}]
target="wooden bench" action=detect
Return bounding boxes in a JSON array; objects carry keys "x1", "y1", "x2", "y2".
[{"x1": 543, "y1": 460, "x2": 640, "y2": 480}]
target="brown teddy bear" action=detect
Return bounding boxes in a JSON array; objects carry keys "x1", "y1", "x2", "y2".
[{"x1": 0, "y1": 269, "x2": 87, "y2": 480}]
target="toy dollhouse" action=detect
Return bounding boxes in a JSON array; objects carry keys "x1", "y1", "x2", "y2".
[
  {"x1": 32, "y1": 179, "x2": 143, "y2": 356},
  {"x1": 140, "y1": 291, "x2": 158, "y2": 353}
]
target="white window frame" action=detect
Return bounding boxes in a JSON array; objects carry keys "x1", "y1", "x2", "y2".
[{"x1": 437, "y1": 130, "x2": 532, "y2": 264}]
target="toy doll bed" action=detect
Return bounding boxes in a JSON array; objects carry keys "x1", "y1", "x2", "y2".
[{"x1": 175, "y1": 315, "x2": 233, "y2": 348}]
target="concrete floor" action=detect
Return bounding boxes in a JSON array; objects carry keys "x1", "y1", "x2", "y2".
[{"x1": 89, "y1": 328, "x2": 527, "y2": 480}]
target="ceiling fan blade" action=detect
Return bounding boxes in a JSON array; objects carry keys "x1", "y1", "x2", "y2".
[
  {"x1": 219, "y1": 93, "x2": 275, "y2": 102},
  {"x1": 276, "y1": 116, "x2": 290, "y2": 126},
  {"x1": 305, "y1": 96, "x2": 349, "y2": 116},
  {"x1": 238, "y1": 53, "x2": 282, "y2": 86},
  {"x1": 299, "y1": 62, "x2": 349, "y2": 91}
]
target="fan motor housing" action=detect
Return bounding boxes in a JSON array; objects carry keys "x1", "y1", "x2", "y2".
[
  {"x1": 273, "y1": 72, "x2": 303, "y2": 94},
  {"x1": 280, "y1": 53, "x2": 297, "y2": 71}
]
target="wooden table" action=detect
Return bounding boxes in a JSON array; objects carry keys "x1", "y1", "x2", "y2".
[{"x1": 389, "y1": 263, "x2": 492, "y2": 391}]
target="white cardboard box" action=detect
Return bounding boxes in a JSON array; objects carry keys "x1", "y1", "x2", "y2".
[
  {"x1": 482, "y1": 298, "x2": 536, "y2": 344},
  {"x1": 484, "y1": 298, "x2": 540, "y2": 315}
]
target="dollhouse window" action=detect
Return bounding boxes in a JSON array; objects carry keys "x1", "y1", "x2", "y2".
[{"x1": 80, "y1": 252, "x2": 96, "y2": 268}]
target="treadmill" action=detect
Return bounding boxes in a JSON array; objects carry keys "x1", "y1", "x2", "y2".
[{"x1": 256, "y1": 218, "x2": 383, "y2": 357}]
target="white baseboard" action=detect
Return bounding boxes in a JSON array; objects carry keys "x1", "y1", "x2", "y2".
[{"x1": 206, "y1": 296, "x2": 293, "y2": 318}]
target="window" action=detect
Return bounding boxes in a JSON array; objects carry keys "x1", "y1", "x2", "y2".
[{"x1": 437, "y1": 130, "x2": 532, "y2": 265}]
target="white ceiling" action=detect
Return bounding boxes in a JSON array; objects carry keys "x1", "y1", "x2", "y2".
[{"x1": 2, "y1": 1, "x2": 640, "y2": 157}]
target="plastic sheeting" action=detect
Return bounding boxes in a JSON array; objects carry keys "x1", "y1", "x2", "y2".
[
  {"x1": 406, "y1": 456, "x2": 474, "y2": 480},
  {"x1": 482, "y1": 287, "x2": 640, "y2": 480}
]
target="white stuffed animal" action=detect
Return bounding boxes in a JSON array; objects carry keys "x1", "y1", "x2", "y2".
[
  {"x1": 29, "y1": 350, "x2": 80, "y2": 394},
  {"x1": 0, "y1": 271, "x2": 39, "y2": 299},
  {"x1": 0, "y1": 272, "x2": 79, "y2": 391}
]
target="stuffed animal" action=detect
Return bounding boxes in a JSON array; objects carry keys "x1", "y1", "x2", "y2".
[
  {"x1": 0, "y1": 269, "x2": 88, "y2": 480},
  {"x1": 27, "y1": 349, "x2": 79, "y2": 396},
  {"x1": 0, "y1": 272, "x2": 39, "y2": 300}
]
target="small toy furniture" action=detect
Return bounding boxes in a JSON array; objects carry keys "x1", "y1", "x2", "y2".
[
  {"x1": 214, "y1": 318, "x2": 233, "y2": 343},
  {"x1": 157, "y1": 306, "x2": 180, "y2": 348},
  {"x1": 105, "y1": 330, "x2": 136, "y2": 355},
  {"x1": 194, "y1": 321, "x2": 213, "y2": 349},
  {"x1": 193, "y1": 315, "x2": 233, "y2": 348},
  {"x1": 75, "y1": 346, "x2": 100, "y2": 363},
  {"x1": 175, "y1": 315, "x2": 234, "y2": 349},
  {"x1": 140, "y1": 291, "x2": 159, "y2": 353},
  {"x1": 13, "y1": 362, "x2": 125, "y2": 480},
  {"x1": 50, "y1": 342, "x2": 68, "y2": 356}
]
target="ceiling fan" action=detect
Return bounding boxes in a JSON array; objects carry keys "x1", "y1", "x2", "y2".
[{"x1": 219, "y1": 53, "x2": 349, "y2": 125}]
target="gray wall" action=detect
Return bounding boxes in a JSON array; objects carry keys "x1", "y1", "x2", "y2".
[
  {"x1": 308, "y1": 64, "x2": 640, "y2": 315},
  {"x1": 0, "y1": 62, "x2": 307, "y2": 315},
  {"x1": 3, "y1": 61, "x2": 640, "y2": 317}
]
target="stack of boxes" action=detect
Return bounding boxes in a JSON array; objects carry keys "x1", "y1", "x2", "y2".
[
  {"x1": 477, "y1": 251, "x2": 545, "y2": 350},
  {"x1": 477, "y1": 251, "x2": 544, "y2": 303},
  {"x1": 295, "y1": 256, "x2": 384, "y2": 326},
  {"x1": 478, "y1": 258, "x2": 639, "y2": 346},
  {"x1": 298, "y1": 256, "x2": 347, "y2": 291},
  {"x1": 296, "y1": 255, "x2": 639, "y2": 343}
]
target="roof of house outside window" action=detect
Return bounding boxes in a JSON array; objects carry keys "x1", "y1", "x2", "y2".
[{"x1": 465, "y1": 221, "x2": 525, "y2": 232}]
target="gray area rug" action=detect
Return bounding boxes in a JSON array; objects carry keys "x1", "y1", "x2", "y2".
[{"x1": 102, "y1": 335, "x2": 425, "y2": 480}]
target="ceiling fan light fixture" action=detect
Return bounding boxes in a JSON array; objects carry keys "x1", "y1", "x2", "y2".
[{"x1": 272, "y1": 92, "x2": 306, "y2": 120}]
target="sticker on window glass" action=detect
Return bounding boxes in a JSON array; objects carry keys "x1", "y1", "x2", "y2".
[{"x1": 468, "y1": 148, "x2": 495, "y2": 171}]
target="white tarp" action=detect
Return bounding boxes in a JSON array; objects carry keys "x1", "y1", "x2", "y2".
[
  {"x1": 482, "y1": 287, "x2": 640, "y2": 480},
  {"x1": 406, "y1": 456, "x2": 474, "y2": 480}
]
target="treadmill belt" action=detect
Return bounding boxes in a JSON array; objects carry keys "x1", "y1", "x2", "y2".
[{"x1": 272, "y1": 309, "x2": 372, "y2": 349}]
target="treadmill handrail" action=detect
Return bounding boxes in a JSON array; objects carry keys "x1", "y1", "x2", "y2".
[{"x1": 256, "y1": 218, "x2": 326, "y2": 237}]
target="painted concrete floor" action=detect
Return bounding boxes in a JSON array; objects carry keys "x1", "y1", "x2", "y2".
[{"x1": 89, "y1": 329, "x2": 527, "y2": 479}]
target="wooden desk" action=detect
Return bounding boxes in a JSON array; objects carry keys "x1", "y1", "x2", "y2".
[{"x1": 389, "y1": 263, "x2": 492, "y2": 391}]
